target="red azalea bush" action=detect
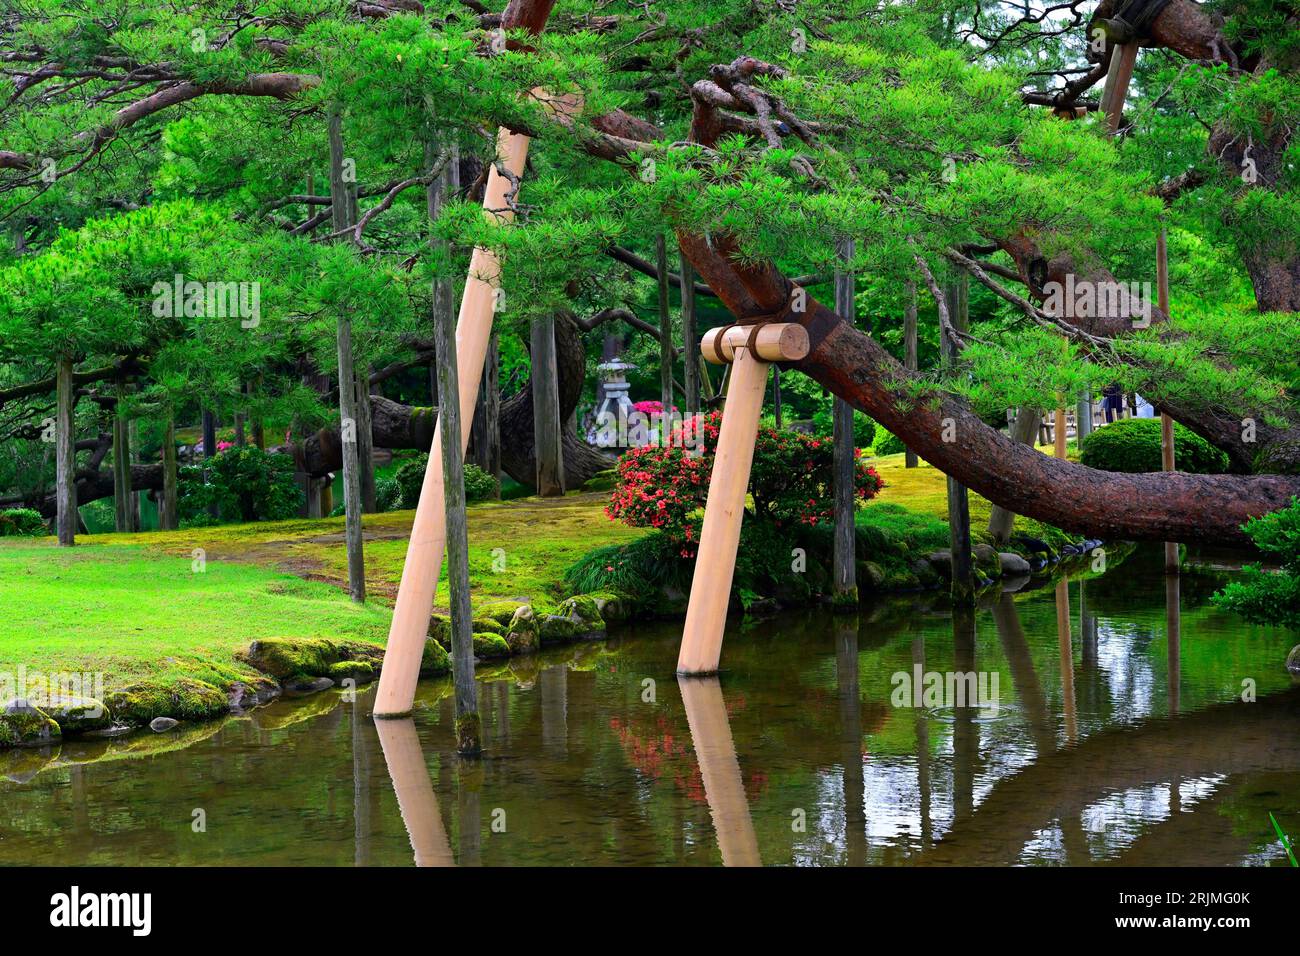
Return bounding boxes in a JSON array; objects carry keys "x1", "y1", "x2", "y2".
[{"x1": 606, "y1": 411, "x2": 884, "y2": 552}]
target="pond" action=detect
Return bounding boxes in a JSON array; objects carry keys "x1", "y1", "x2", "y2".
[{"x1": 2, "y1": 545, "x2": 1298, "y2": 866}]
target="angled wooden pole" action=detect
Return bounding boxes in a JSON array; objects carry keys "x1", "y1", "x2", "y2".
[
  {"x1": 374, "y1": 718, "x2": 455, "y2": 866},
  {"x1": 1100, "y1": 41, "x2": 1139, "y2": 135},
  {"x1": 374, "y1": 127, "x2": 531, "y2": 717},
  {"x1": 677, "y1": 323, "x2": 808, "y2": 676}
]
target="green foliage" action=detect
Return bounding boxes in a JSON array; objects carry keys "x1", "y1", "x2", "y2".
[
  {"x1": 375, "y1": 475, "x2": 402, "y2": 512},
  {"x1": 395, "y1": 454, "x2": 495, "y2": 509},
  {"x1": 872, "y1": 429, "x2": 907, "y2": 457},
  {"x1": 563, "y1": 532, "x2": 691, "y2": 597},
  {"x1": 810, "y1": 407, "x2": 876, "y2": 448},
  {"x1": 1212, "y1": 497, "x2": 1300, "y2": 628},
  {"x1": 462, "y1": 464, "x2": 497, "y2": 503},
  {"x1": 0, "y1": 508, "x2": 46, "y2": 537},
  {"x1": 179, "y1": 447, "x2": 301, "y2": 524},
  {"x1": 1079, "y1": 419, "x2": 1230, "y2": 475}
]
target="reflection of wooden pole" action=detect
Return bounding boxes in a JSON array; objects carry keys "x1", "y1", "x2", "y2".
[
  {"x1": 374, "y1": 718, "x2": 455, "y2": 866},
  {"x1": 1166, "y1": 574, "x2": 1181, "y2": 716},
  {"x1": 1101, "y1": 42, "x2": 1139, "y2": 134},
  {"x1": 1055, "y1": 578, "x2": 1077, "y2": 745},
  {"x1": 1157, "y1": 226, "x2": 1179, "y2": 573},
  {"x1": 679, "y1": 676, "x2": 761, "y2": 867},
  {"x1": 678, "y1": 324, "x2": 809, "y2": 675},
  {"x1": 374, "y1": 128, "x2": 530, "y2": 717}
]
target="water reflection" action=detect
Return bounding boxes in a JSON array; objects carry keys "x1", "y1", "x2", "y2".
[{"x1": 2, "y1": 546, "x2": 1297, "y2": 867}]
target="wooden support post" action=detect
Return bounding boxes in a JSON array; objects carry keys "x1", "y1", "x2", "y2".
[
  {"x1": 988, "y1": 406, "x2": 1040, "y2": 543},
  {"x1": 680, "y1": 251, "x2": 699, "y2": 419},
  {"x1": 55, "y1": 354, "x2": 76, "y2": 546},
  {"x1": 433, "y1": 251, "x2": 479, "y2": 755},
  {"x1": 944, "y1": 278, "x2": 975, "y2": 603},
  {"x1": 160, "y1": 414, "x2": 178, "y2": 531},
  {"x1": 831, "y1": 237, "x2": 857, "y2": 606},
  {"x1": 357, "y1": 365, "x2": 376, "y2": 513},
  {"x1": 904, "y1": 280, "x2": 919, "y2": 469},
  {"x1": 1077, "y1": 391, "x2": 1093, "y2": 443},
  {"x1": 202, "y1": 410, "x2": 219, "y2": 520},
  {"x1": 531, "y1": 314, "x2": 566, "y2": 497},
  {"x1": 1054, "y1": 404, "x2": 1068, "y2": 460},
  {"x1": 112, "y1": 383, "x2": 132, "y2": 532},
  {"x1": 1100, "y1": 41, "x2": 1138, "y2": 135},
  {"x1": 656, "y1": 233, "x2": 673, "y2": 411},
  {"x1": 678, "y1": 323, "x2": 809, "y2": 676},
  {"x1": 1157, "y1": 224, "x2": 1180, "y2": 574},
  {"x1": 374, "y1": 126, "x2": 532, "y2": 718}
]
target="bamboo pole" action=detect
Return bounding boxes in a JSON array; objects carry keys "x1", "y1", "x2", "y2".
[
  {"x1": 374, "y1": 127, "x2": 531, "y2": 717},
  {"x1": 678, "y1": 323, "x2": 808, "y2": 676}
]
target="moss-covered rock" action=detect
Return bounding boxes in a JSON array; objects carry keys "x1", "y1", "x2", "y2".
[
  {"x1": 584, "y1": 591, "x2": 633, "y2": 624},
  {"x1": 539, "y1": 613, "x2": 578, "y2": 646},
  {"x1": 476, "y1": 601, "x2": 525, "y2": 627},
  {"x1": 328, "y1": 660, "x2": 374, "y2": 684},
  {"x1": 44, "y1": 695, "x2": 112, "y2": 734},
  {"x1": 0, "y1": 700, "x2": 61, "y2": 749},
  {"x1": 241, "y1": 637, "x2": 342, "y2": 679},
  {"x1": 556, "y1": 595, "x2": 606, "y2": 640},
  {"x1": 103, "y1": 678, "x2": 228, "y2": 727},
  {"x1": 472, "y1": 617, "x2": 506, "y2": 636},
  {"x1": 856, "y1": 560, "x2": 886, "y2": 590},
  {"x1": 505, "y1": 605, "x2": 540, "y2": 655},
  {"x1": 420, "y1": 638, "x2": 451, "y2": 677},
  {"x1": 473, "y1": 632, "x2": 512, "y2": 659}
]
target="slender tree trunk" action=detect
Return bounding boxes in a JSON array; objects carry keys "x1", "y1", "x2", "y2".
[
  {"x1": 357, "y1": 365, "x2": 376, "y2": 513},
  {"x1": 656, "y1": 233, "x2": 673, "y2": 410},
  {"x1": 944, "y1": 277, "x2": 974, "y2": 603},
  {"x1": 484, "y1": 330, "x2": 501, "y2": 498},
  {"x1": 832, "y1": 238, "x2": 857, "y2": 605},
  {"x1": 160, "y1": 413, "x2": 178, "y2": 531},
  {"x1": 680, "y1": 251, "x2": 699, "y2": 419},
  {"x1": 904, "y1": 280, "x2": 919, "y2": 469},
  {"x1": 129, "y1": 418, "x2": 142, "y2": 530},
  {"x1": 988, "y1": 406, "x2": 1041, "y2": 543},
  {"x1": 55, "y1": 354, "x2": 76, "y2": 546},
  {"x1": 1157, "y1": 224, "x2": 1179, "y2": 573},
  {"x1": 331, "y1": 105, "x2": 365, "y2": 600},
  {"x1": 249, "y1": 377, "x2": 265, "y2": 450},
  {"x1": 530, "y1": 314, "x2": 566, "y2": 496},
  {"x1": 772, "y1": 369, "x2": 783, "y2": 428},
  {"x1": 433, "y1": 249, "x2": 480, "y2": 756},
  {"x1": 112, "y1": 383, "x2": 132, "y2": 532},
  {"x1": 202, "y1": 409, "x2": 218, "y2": 520}
]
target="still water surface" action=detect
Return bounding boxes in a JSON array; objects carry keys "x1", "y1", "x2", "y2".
[{"x1": 2, "y1": 546, "x2": 1298, "y2": 866}]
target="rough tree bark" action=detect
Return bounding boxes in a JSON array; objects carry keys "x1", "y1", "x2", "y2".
[
  {"x1": 530, "y1": 313, "x2": 566, "y2": 496},
  {"x1": 55, "y1": 355, "x2": 76, "y2": 546},
  {"x1": 832, "y1": 237, "x2": 857, "y2": 604}
]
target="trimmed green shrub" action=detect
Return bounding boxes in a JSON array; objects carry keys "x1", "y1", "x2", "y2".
[
  {"x1": 0, "y1": 507, "x2": 46, "y2": 537},
  {"x1": 1212, "y1": 497, "x2": 1300, "y2": 628},
  {"x1": 1079, "y1": 418, "x2": 1229, "y2": 475},
  {"x1": 375, "y1": 475, "x2": 402, "y2": 512},
  {"x1": 872, "y1": 429, "x2": 907, "y2": 457},
  {"x1": 179, "y1": 446, "x2": 301, "y2": 523},
  {"x1": 395, "y1": 454, "x2": 495, "y2": 509}
]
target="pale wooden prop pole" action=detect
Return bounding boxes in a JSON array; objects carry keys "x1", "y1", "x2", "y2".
[
  {"x1": 678, "y1": 676, "x2": 761, "y2": 866},
  {"x1": 944, "y1": 277, "x2": 975, "y2": 603},
  {"x1": 1100, "y1": 41, "x2": 1139, "y2": 135},
  {"x1": 1157, "y1": 225, "x2": 1179, "y2": 573},
  {"x1": 55, "y1": 354, "x2": 76, "y2": 546},
  {"x1": 903, "y1": 280, "x2": 919, "y2": 469},
  {"x1": 832, "y1": 237, "x2": 857, "y2": 604},
  {"x1": 374, "y1": 128, "x2": 531, "y2": 717},
  {"x1": 374, "y1": 718, "x2": 455, "y2": 866},
  {"x1": 1054, "y1": 404, "x2": 1068, "y2": 460},
  {"x1": 434, "y1": 260, "x2": 480, "y2": 756},
  {"x1": 330, "y1": 107, "x2": 366, "y2": 603},
  {"x1": 677, "y1": 324, "x2": 809, "y2": 676}
]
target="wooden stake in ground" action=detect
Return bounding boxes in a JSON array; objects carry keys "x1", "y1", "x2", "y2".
[
  {"x1": 530, "y1": 313, "x2": 565, "y2": 496},
  {"x1": 677, "y1": 323, "x2": 809, "y2": 675},
  {"x1": 373, "y1": 126, "x2": 532, "y2": 717},
  {"x1": 112, "y1": 382, "x2": 132, "y2": 532},
  {"x1": 55, "y1": 354, "x2": 76, "y2": 546},
  {"x1": 656, "y1": 233, "x2": 673, "y2": 411},
  {"x1": 160, "y1": 414, "x2": 178, "y2": 531},
  {"x1": 330, "y1": 107, "x2": 366, "y2": 604},
  {"x1": 1157, "y1": 225, "x2": 1179, "y2": 573},
  {"x1": 433, "y1": 255, "x2": 480, "y2": 756},
  {"x1": 831, "y1": 237, "x2": 857, "y2": 606},
  {"x1": 943, "y1": 277, "x2": 975, "y2": 603},
  {"x1": 904, "y1": 280, "x2": 919, "y2": 469}
]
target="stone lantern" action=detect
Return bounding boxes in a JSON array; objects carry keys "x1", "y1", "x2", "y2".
[{"x1": 590, "y1": 359, "x2": 637, "y2": 447}]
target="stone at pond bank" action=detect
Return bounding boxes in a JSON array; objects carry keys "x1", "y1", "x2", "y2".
[
  {"x1": 328, "y1": 660, "x2": 374, "y2": 684},
  {"x1": 584, "y1": 591, "x2": 633, "y2": 624},
  {"x1": 283, "y1": 676, "x2": 335, "y2": 696},
  {"x1": 473, "y1": 633, "x2": 512, "y2": 660},
  {"x1": 1287, "y1": 644, "x2": 1300, "y2": 677},
  {"x1": 505, "y1": 605, "x2": 540, "y2": 655},
  {"x1": 149, "y1": 716, "x2": 179, "y2": 733},
  {"x1": 999, "y1": 552, "x2": 1032, "y2": 576},
  {"x1": 104, "y1": 678, "x2": 228, "y2": 728},
  {"x1": 556, "y1": 596, "x2": 606, "y2": 640},
  {"x1": 0, "y1": 699, "x2": 61, "y2": 749},
  {"x1": 420, "y1": 638, "x2": 451, "y2": 677},
  {"x1": 476, "y1": 601, "x2": 526, "y2": 627},
  {"x1": 43, "y1": 695, "x2": 113, "y2": 734},
  {"x1": 240, "y1": 636, "x2": 382, "y2": 681},
  {"x1": 227, "y1": 678, "x2": 281, "y2": 712}
]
